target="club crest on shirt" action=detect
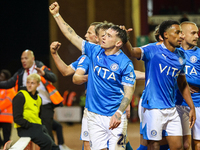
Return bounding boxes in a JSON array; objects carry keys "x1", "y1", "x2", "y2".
[
  {"x1": 110, "y1": 63, "x2": 119, "y2": 71},
  {"x1": 178, "y1": 57, "x2": 183, "y2": 65},
  {"x1": 83, "y1": 131, "x2": 89, "y2": 137},
  {"x1": 190, "y1": 56, "x2": 197, "y2": 63},
  {"x1": 151, "y1": 130, "x2": 157, "y2": 136},
  {"x1": 78, "y1": 57, "x2": 85, "y2": 64}
]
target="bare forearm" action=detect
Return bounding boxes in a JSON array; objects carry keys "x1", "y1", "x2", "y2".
[
  {"x1": 73, "y1": 74, "x2": 88, "y2": 85},
  {"x1": 54, "y1": 15, "x2": 83, "y2": 51},
  {"x1": 122, "y1": 41, "x2": 141, "y2": 58},
  {"x1": 181, "y1": 84, "x2": 195, "y2": 109},
  {"x1": 118, "y1": 85, "x2": 135, "y2": 112},
  {"x1": 135, "y1": 70, "x2": 145, "y2": 80},
  {"x1": 178, "y1": 75, "x2": 194, "y2": 109},
  {"x1": 51, "y1": 52, "x2": 74, "y2": 76},
  {"x1": 122, "y1": 41, "x2": 132, "y2": 57}
]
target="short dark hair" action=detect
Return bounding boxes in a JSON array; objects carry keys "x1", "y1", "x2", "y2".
[
  {"x1": 1, "y1": 69, "x2": 11, "y2": 80},
  {"x1": 109, "y1": 25, "x2": 128, "y2": 45},
  {"x1": 159, "y1": 20, "x2": 180, "y2": 39}
]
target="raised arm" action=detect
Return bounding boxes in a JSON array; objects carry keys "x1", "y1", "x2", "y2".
[
  {"x1": 49, "y1": 2, "x2": 83, "y2": 51},
  {"x1": 135, "y1": 70, "x2": 145, "y2": 80},
  {"x1": 50, "y1": 41, "x2": 75, "y2": 76},
  {"x1": 123, "y1": 41, "x2": 142, "y2": 59},
  {"x1": 109, "y1": 83, "x2": 135, "y2": 130},
  {"x1": 177, "y1": 74, "x2": 196, "y2": 128},
  {"x1": 119, "y1": 25, "x2": 142, "y2": 59}
]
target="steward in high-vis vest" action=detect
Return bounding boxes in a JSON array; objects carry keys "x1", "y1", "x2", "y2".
[
  {"x1": 13, "y1": 73, "x2": 59, "y2": 150},
  {"x1": 0, "y1": 88, "x2": 16, "y2": 123},
  {"x1": 0, "y1": 50, "x2": 63, "y2": 140},
  {"x1": 0, "y1": 88, "x2": 16, "y2": 147},
  {"x1": 0, "y1": 69, "x2": 16, "y2": 147}
]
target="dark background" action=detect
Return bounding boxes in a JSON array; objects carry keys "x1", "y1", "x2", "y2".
[{"x1": 0, "y1": 1, "x2": 50, "y2": 75}]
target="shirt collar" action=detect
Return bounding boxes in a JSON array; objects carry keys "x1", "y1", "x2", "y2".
[
  {"x1": 161, "y1": 43, "x2": 167, "y2": 49},
  {"x1": 27, "y1": 61, "x2": 35, "y2": 73}
]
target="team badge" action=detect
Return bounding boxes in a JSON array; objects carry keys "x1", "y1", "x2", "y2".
[
  {"x1": 83, "y1": 131, "x2": 88, "y2": 137},
  {"x1": 130, "y1": 72, "x2": 134, "y2": 78},
  {"x1": 178, "y1": 57, "x2": 183, "y2": 65},
  {"x1": 110, "y1": 63, "x2": 119, "y2": 71},
  {"x1": 190, "y1": 56, "x2": 197, "y2": 63},
  {"x1": 78, "y1": 57, "x2": 85, "y2": 64},
  {"x1": 151, "y1": 130, "x2": 157, "y2": 136}
]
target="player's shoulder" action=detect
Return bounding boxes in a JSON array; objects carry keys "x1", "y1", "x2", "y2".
[
  {"x1": 176, "y1": 47, "x2": 186, "y2": 58},
  {"x1": 78, "y1": 55, "x2": 90, "y2": 64},
  {"x1": 77, "y1": 55, "x2": 89, "y2": 61},
  {"x1": 196, "y1": 46, "x2": 200, "y2": 50},
  {"x1": 118, "y1": 50, "x2": 134, "y2": 68},
  {"x1": 84, "y1": 40, "x2": 99, "y2": 47},
  {"x1": 119, "y1": 50, "x2": 132, "y2": 61},
  {"x1": 140, "y1": 42, "x2": 160, "y2": 51},
  {"x1": 195, "y1": 46, "x2": 200, "y2": 53}
]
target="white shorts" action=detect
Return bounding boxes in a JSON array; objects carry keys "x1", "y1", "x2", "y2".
[
  {"x1": 142, "y1": 107, "x2": 182, "y2": 141},
  {"x1": 176, "y1": 105, "x2": 191, "y2": 136},
  {"x1": 138, "y1": 98, "x2": 144, "y2": 134},
  {"x1": 192, "y1": 107, "x2": 200, "y2": 140},
  {"x1": 87, "y1": 111, "x2": 127, "y2": 150},
  {"x1": 80, "y1": 108, "x2": 90, "y2": 141}
]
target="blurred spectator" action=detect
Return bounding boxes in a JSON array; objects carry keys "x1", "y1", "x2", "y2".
[
  {"x1": 180, "y1": 13, "x2": 189, "y2": 23},
  {"x1": 0, "y1": 69, "x2": 16, "y2": 148}
]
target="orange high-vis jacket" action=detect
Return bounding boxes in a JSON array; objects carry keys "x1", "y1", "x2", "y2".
[
  {"x1": 0, "y1": 88, "x2": 16, "y2": 123},
  {"x1": 41, "y1": 66, "x2": 64, "y2": 104}
]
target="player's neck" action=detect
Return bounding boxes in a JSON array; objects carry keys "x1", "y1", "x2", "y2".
[
  {"x1": 181, "y1": 43, "x2": 195, "y2": 50},
  {"x1": 104, "y1": 47, "x2": 119, "y2": 56},
  {"x1": 163, "y1": 41, "x2": 176, "y2": 52}
]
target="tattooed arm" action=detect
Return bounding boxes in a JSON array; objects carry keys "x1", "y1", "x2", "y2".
[
  {"x1": 109, "y1": 84, "x2": 135, "y2": 130},
  {"x1": 49, "y1": 2, "x2": 83, "y2": 51}
]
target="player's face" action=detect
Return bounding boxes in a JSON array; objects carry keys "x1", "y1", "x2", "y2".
[
  {"x1": 26, "y1": 78, "x2": 39, "y2": 94},
  {"x1": 166, "y1": 24, "x2": 183, "y2": 47},
  {"x1": 183, "y1": 24, "x2": 199, "y2": 47},
  {"x1": 101, "y1": 28, "x2": 120, "y2": 49},
  {"x1": 21, "y1": 51, "x2": 34, "y2": 70},
  {"x1": 96, "y1": 29, "x2": 106, "y2": 45},
  {"x1": 85, "y1": 25, "x2": 97, "y2": 44}
]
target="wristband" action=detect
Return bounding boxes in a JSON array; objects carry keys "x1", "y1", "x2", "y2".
[
  {"x1": 116, "y1": 110, "x2": 123, "y2": 115},
  {"x1": 53, "y1": 13, "x2": 60, "y2": 18}
]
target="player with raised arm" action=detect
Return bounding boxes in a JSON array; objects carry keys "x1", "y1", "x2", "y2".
[
  {"x1": 49, "y1": 2, "x2": 136, "y2": 150},
  {"x1": 50, "y1": 21, "x2": 101, "y2": 150}
]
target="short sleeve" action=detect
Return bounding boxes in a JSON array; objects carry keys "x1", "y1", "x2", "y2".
[
  {"x1": 121, "y1": 61, "x2": 136, "y2": 87},
  {"x1": 76, "y1": 55, "x2": 90, "y2": 74},
  {"x1": 140, "y1": 44, "x2": 156, "y2": 61},
  {"x1": 82, "y1": 41, "x2": 98, "y2": 58}
]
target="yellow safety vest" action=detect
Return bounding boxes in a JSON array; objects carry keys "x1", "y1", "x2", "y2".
[{"x1": 14, "y1": 90, "x2": 42, "y2": 128}]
